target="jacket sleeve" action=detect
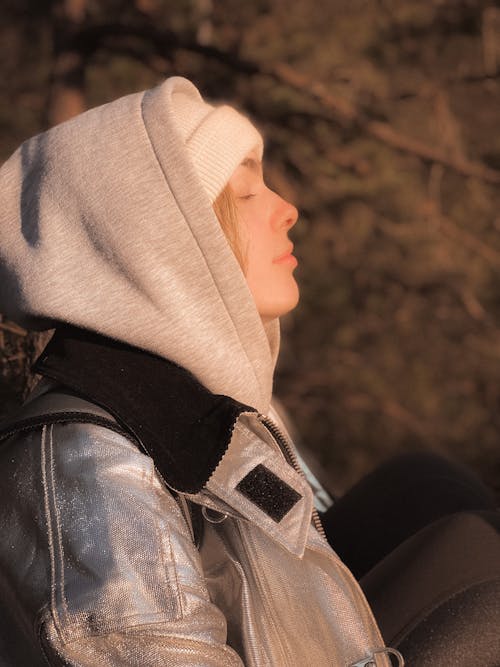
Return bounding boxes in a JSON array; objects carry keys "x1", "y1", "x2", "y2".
[{"x1": 29, "y1": 421, "x2": 244, "y2": 667}]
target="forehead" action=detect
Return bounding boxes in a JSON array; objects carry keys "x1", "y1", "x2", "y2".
[
  {"x1": 240, "y1": 146, "x2": 263, "y2": 174},
  {"x1": 228, "y1": 148, "x2": 264, "y2": 187},
  {"x1": 240, "y1": 157, "x2": 262, "y2": 174}
]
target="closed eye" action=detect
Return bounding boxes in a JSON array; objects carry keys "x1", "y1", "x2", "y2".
[{"x1": 238, "y1": 194, "x2": 256, "y2": 200}]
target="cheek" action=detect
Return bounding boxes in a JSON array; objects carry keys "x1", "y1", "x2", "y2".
[
  {"x1": 244, "y1": 228, "x2": 274, "y2": 283},
  {"x1": 241, "y1": 206, "x2": 273, "y2": 250}
]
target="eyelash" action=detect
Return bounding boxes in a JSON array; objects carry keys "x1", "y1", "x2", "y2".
[{"x1": 239, "y1": 194, "x2": 256, "y2": 200}]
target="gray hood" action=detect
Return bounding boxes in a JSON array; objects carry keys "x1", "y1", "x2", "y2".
[{"x1": 0, "y1": 77, "x2": 279, "y2": 413}]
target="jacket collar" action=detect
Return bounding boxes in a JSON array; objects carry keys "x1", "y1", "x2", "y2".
[
  {"x1": 198, "y1": 413, "x2": 313, "y2": 556},
  {"x1": 34, "y1": 326, "x2": 253, "y2": 494}
]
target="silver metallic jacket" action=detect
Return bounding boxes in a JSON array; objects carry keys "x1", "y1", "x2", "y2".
[{"x1": 0, "y1": 390, "x2": 393, "y2": 666}]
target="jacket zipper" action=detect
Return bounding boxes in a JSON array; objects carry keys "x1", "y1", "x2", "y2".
[
  {"x1": 259, "y1": 415, "x2": 327, "y2": 540},
  {"x1": 259, "y1": 416, "x2": 404, "y2": 666}
]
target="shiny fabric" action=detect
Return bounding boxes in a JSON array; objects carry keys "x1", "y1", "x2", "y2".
[{"x1": 0, "y1": 408, "x2": 391, "y2": 666}]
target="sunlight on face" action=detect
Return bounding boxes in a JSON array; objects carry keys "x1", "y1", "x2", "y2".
[{"x1": 228, "y1": 149, "x2": 299, "y2": 322}]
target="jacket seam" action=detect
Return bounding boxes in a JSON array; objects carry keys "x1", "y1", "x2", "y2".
[
  {"x1": 150, "y1": 482, "x2": 184, "y2": 619},
  {"x1": 52, "y1": 610, "x2": 189, "y2": 643},
  {"x1": 48, "y1": 424, "x2": 70, "y2": 621},
  {"x1": 235, "y1": 521, "x2": 291, "y2": 666},
  {"x1": 0, "y1": 412, "x2": 134, "y2": 445},
  {"x1": 40, "y1": 425, "x2": 63, "y2": 639}
]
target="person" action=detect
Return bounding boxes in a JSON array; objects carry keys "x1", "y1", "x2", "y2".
[{"x1": 0, "y1": 76, "x2": 498, "y2": 666}]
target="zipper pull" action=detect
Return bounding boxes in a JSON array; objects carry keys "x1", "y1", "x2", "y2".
[
  {"x1": 202, "y1": 506, "x2": 228, "y2": 524},
  {"x1": 350, "y1": 647, "x2": 404, "y2": 666}
]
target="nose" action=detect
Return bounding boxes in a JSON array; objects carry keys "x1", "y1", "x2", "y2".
[{"x1": 273, "y1": 193, "x2": 299, "y2": 231}]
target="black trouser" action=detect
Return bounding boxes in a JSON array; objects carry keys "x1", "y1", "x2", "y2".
[{"x1": 321, "y1": 452, "x2": 500, "y2": 666}]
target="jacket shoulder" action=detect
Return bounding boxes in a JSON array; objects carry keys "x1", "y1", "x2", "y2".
[
  {"x1": 0, "y1": 396, "x2": 240, "y2": 665},
  {"x1": 0, "y1": 387, "x2": 135, "y2": 445}
]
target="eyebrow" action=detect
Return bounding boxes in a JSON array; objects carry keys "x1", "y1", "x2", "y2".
[{"x1": 241, "y1": 157, "x2": 262, "y2": 173}]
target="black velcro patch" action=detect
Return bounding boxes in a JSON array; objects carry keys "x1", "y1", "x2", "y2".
[{"x1": 236, "y1": 464, "x2": 302, "y2": 522}]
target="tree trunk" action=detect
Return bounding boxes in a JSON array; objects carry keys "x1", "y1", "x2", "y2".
[{"x1": 47, "y1": 0, "x2": 87, "y2": 127}]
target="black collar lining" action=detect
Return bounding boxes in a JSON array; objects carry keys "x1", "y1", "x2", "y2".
[{"x1": 33, "y1": 326, "x2": 254, "y2": 493}]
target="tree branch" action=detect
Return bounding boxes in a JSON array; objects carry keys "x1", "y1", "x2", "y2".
[
  {"x1": 393, "y1": 71, "x2": 500, "y2": 101},
  {"x1": 438, "y1": 214, "x2": 500, "y2": 268},
  {"x1": 0, "y1": 321, "x2": 27, "y2": 336},
  {"x1": 75, "y1": 22, "x2": 500, "y2": 185},
  {"x1": 264, "y1": 63, "x2": 500, "y2": 185}
]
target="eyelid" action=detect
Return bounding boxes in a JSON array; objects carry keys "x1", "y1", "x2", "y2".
[{"x1": 238, "y1": 193, "x2": 256, "y2": 200}]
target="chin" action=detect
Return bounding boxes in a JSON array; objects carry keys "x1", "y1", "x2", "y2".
[{"x1": 259, "y1": 284, "x2": 300, "y2": 321}]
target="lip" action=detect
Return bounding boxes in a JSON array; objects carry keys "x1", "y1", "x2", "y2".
[{"x1": 273, "y1": 244, "x2": 297, "y2": 266}]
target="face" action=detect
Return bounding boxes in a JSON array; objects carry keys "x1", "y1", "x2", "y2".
[{"x1": 228, "y1": 150, "x2": 300, "y2": 322}]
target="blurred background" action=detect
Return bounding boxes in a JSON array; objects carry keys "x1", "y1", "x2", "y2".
[{"x1": 1, "y1": 0, "x2": 500, "y2": 500}]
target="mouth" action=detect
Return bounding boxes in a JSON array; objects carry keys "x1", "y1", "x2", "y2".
[{"x1": 273, "y1": 244, "x2": 297, "y2": 265}]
